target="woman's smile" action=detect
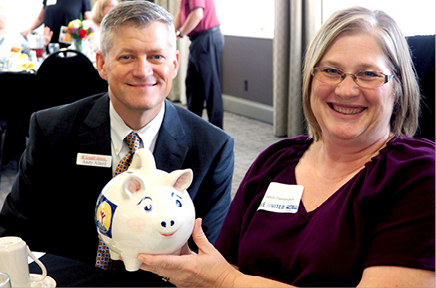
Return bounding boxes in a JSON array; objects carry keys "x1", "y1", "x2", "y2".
[{"x1": 328, "y1": 103, "x2": 367, "y2": 115}]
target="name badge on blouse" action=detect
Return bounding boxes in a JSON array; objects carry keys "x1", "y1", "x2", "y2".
[
  {"x1": 76, "y1": 153, "x2": 112, "y2": 168},
  {"x1": 258, "y1": 182, "x2": 304, "y2": 213}
]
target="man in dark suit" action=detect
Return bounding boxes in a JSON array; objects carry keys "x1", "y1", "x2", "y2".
[{"x1": 0, "y1": 1, "x2": 233, "y2": 284}]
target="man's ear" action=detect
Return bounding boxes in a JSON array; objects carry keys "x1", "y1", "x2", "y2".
[
  {"x1": 96, "y1": 51, "x2": 108, "y2": 81},
  {"x1": 172, "y1": 50, "x2": 180, "y2": 79}
]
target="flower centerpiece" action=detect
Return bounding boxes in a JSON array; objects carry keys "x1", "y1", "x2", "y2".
[{"x1": 65, "y1": 18, "x2": 93, "y2": 52}]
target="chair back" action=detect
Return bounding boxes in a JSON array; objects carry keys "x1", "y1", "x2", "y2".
[
  {"x1": 36, "y1": 49, "x2": 108, "y2": 110},
  {"x1": 407, "y1": 35, "x2": 435, "y2": 140}
]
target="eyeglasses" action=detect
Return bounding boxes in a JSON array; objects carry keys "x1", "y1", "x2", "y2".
[{"x1": 311, "y1": 66, "x2": 394, "y2": 89}]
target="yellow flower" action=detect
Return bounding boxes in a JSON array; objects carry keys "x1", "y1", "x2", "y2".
[{"x1": 69, "y1": 19, "x2": 82, "y2": 29}]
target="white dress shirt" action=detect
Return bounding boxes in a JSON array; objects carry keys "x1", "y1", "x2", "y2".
[{"x1": 109, "y1": 101, "x2": 165, "y2": 175}]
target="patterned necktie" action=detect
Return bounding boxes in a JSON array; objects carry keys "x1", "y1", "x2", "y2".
[
  {"x1": 95, "y1": 132, "x2": 141, "y2": 270},
  {"x1": 113, "y1": 132, "x2": 142, "y2": 177}
]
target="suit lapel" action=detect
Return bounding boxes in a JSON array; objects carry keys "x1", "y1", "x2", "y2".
[
  {"x1": 74, "y1": 97, "x2": 188, "y2": 174},
  {"x1": 76, "y1": 94, "x2": 112, "y2": 179},
  {"x1": 154, "y1": 100, "x2": 188, "y2": 172}
]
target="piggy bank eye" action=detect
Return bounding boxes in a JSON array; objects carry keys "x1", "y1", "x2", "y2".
[
  {"x1": 175, "y1": 200, "x2": 182, "y2": 207},
  {"x1": 142, "y1": 199, "x2": 153, "y2": 212}
]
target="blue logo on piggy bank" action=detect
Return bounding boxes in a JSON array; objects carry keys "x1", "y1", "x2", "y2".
[{"x1": 95, "y1": 195, "x2": 117, "y2": 238}]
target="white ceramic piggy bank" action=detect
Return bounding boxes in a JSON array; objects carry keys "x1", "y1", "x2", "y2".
[{"x1": 95, "y1": 148, "x2": 195, "y2": 272}]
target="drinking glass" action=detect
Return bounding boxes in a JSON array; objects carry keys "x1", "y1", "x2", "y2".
[{"x1": 27, "y1": 34, "x2": 45, "y2": 59}]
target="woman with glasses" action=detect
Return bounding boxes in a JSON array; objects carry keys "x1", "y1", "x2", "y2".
[{"x1": 137, "y1": 6, "x2": 435, "y2": 287}]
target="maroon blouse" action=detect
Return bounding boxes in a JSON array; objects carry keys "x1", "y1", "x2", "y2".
[{"x1": 215, "y1": 136, "x2": 435, "y2": 286}]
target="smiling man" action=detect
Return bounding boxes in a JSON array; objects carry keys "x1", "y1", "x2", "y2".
[
  {"x1": 96, "y1": 19, "x2": 178, "y2": 131},
  {"x1": 0, "y1": 1, "x2": 234, "y2": 286}
]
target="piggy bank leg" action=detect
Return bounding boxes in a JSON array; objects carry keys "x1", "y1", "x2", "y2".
[
  {"x1": 109, "y1": 249, "x2": 121, "y2": 260},
  {"x1": 121, "y1": 253, "x2": 142, "y2": 272}
]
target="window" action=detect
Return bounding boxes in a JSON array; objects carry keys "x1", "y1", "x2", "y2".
[
  {"x1": 4, "y1": 0, "x2": 433, "y2": 39},
  {"x1": 215, "y1": 0, "x2": 434, "y2": 39},
  {"x1": 322, "y1": 0, "x2": 435, "y2": 36},
  {"x1": 215, "y1": 0, "x2": 275, "y2": 39}
]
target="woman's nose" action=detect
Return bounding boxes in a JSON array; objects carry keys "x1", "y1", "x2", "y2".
[{"x1": 335, "y1": 74, "x2": 360, "y2": 98}]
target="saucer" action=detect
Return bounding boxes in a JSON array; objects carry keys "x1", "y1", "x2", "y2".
[{"x1": 30, "y1": 274, "x2": 56, "y2": 288}]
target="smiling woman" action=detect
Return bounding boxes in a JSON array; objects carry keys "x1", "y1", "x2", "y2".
[
  {"x1": 310, "y1": 33, "x2": 396, "y2": 142},
  {"x1": 134, "y1": 6, "x2": 435, "y2": 288},
  {"x1": 303, "y1": 7, "x2": 421, "y2": 141}
]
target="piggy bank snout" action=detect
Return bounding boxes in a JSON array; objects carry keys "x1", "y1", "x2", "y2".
[
  {"x1": 158, "y1": 216, "x2": 182, "y2": 236},
  {"x1": 160, "y1": 218, "x2": 176, "y2": 228}
]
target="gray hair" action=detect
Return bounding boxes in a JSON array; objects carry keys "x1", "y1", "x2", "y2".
[
  {"x1": 302, "y1": 6, "x2": 420, "y2": 140},
  {"x1": 100, "y1": 0, "x2": 176, "y2": 56}
]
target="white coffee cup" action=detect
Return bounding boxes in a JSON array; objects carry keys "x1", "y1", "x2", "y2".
[
  {"x1": 0, "y1": 237, "x2": 47, "y2": 287},
  {"x1": 0, "y1": 272, "x2": 11, "y2": 288}
]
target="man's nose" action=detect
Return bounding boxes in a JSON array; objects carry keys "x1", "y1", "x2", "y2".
[{"x1": 133, "y1": 58, "x2": 153, "y2": 77}]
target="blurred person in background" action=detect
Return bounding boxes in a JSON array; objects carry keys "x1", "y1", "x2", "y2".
[
  {"x1": 22, "y1": 0, "x2": 91, "y2": 48},
  {"x1": 85, "y1": 0, "x2": 118, "y2": 53},
  {"x1": 174, "y1": 0, "x2": 224, "y2": 129},
  {"x1": 0, "y1": 4, "x2": 52, "y2": 63}
]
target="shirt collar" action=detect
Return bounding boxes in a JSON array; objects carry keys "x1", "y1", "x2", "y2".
[{"x1": 109, "y1": 101, "x2": 165, "y2": 156}]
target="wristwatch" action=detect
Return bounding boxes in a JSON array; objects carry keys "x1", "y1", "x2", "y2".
[{"x1": 176, "y1": 30, "x2": 183, "y2": 38}]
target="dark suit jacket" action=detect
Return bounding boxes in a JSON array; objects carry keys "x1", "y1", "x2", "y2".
[{"x1": 0, "y1": 93, "x2": 234, "y2": 265}]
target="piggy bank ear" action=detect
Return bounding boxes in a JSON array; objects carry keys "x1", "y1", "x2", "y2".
[
  {"x1": 168, "y1": 169, "x2": 193, "y2": 192},
  {"x1": 130, "y1": 148, "x2": 156, "y2": 173},
  {"x1": 122, "y1": 174, "x2": 146, "y2": 198}
]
